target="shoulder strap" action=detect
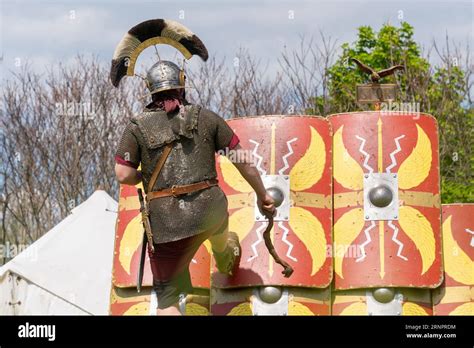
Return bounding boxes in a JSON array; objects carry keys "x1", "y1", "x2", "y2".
[{"x1": 147, "y1": 143, "x2": 173, "y2": 193}]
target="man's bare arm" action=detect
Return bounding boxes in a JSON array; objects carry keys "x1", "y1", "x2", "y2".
[
  {"x1": 115, "y1": 163, "x2": 142, "y2": 185},
  {"x1": 228, "y1": 144, "x2": 275, "y2": 214}
]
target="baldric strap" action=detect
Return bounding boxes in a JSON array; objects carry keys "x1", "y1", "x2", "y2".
[
  {"x1": 145, "y1": 141, "x2": 218, "y2": 202},
  {"x1": 147, "y1": 143, "x2": 173, "y2": 194}
]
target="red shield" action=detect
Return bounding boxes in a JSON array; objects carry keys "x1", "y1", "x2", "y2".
[
  {"x1": 329, "y1": 112, "x2": 442, "y2": 289},
  {"x1": 110, "y1": 184, "x2": 210, "y2": 314},
  {"x1": 213, "y1": 116, "x2": 332, "y2": 288},
  {"x1": 211, "y1": 288, "x2": 330, "y2": 315},
  {"x1": 332, "y1": 289, "x2": 433, "y2": 316},
  {"x1": 109, "y1": 288, "x2": 152, "y2": 315},
  {"x1": 433, "y1": 204, "x2": 474, "y2": 315},
  {"x1": 109, "y1": 288, "x2": 210, "y2": 315}
]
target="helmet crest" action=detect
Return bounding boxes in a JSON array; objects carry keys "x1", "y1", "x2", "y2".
[{"x1": 110, "y1": 19, "x2": 208, "y2": 89}]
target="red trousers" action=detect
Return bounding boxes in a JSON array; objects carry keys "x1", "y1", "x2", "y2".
[{"x1": 147, "y1": 221, "x2": 226, "y2": 309}]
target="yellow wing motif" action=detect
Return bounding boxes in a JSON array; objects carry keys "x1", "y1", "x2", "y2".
[
  {"x1": 449, "y1": 303, "x2": 474, "y2": 315},
  {"x1": 334, "y1": 208, "x2": 365, "y2": 279},
  {"x1": 333, "y1": 125, "x2": 363, "y2": 190},
  {"x1": 399, "y1": 206, "x2": 435, "y2": 275},
  {"x1": 229, "y1": 207, "x2": 255, "y2": 244},
  {"x1": 340, "y1": 302, "x2": 367, "y2": 315},
  {"x1": 289, "y1": 207, "x2": 327, "y2": 276},
  {"x1": 123, "y1": 301, "x2": 149, "y2": 315},
  {"x1": 402, "y1": 302, "x2": 429, "y2": 316},
  {"x1": 203, "y1": 240, "x2": 212, "y2": 255},
  {"x1": 290, "y1": 126, "x2": 326, "y2": 191},
  {"x1": 288, "y1": 301, "x2": 314, "y2": 315},
  {"x1": 219, "y1": 156, "x2": 252, "y2": 193},
  {"x1": 398, "y1": 124, "x2": 432, "y2": 190},
  {"x1": 227, "y1": 302, "x2": 253, "y2": 315},
  {"x1": 185, "y1": 303, "x2": 209, "y2": 316},
  {"x1": 442, "y1": 215, "x2": 474, "y2": 285},
  {"x1": 119, "y1": 214, "x2": 143, "y2": 275}
]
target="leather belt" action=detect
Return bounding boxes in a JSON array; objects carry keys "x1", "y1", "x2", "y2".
[{"x1": 147, "y1": 179, "x2": 218, "y2": 201}]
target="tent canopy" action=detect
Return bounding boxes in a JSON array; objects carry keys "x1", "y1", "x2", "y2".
[{"x1": 0, "y1": 190, "x2": 118, "y2": 315}]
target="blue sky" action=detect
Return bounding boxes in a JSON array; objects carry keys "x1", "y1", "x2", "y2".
[{"x1": 0, "y1": 0, "x2": 472, "y2": 80}]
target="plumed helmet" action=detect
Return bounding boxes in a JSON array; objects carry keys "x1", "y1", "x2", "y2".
[
  {"x1": 110, "y1": 19, "x2": 208, "y2": 91},
  {"x1": 146, "y1": 60, "x2": 185, "y2": 95}
]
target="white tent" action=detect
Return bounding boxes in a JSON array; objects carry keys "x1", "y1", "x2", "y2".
[{"x1": 0, "y1": 190, "x2": 118, "y2": 315}]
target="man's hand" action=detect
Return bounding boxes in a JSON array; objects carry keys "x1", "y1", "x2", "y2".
[
  {"x1": 229, "y1": 144, "x2": 276, "y2": 216},
  {"x1": 257, "y1": 194, "x2": 276, "y2": 216},
  {"x1": 115, "y1": 163, "x2": 142, "y2": 185}
]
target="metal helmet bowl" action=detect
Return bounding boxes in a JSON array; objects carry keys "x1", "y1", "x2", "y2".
[{"x1": 146, "y1": 60, "x2": 185, "y2": 95}]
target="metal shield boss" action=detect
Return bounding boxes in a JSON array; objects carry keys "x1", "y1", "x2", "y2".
[
  {"x1": 432, "y1": 204, "x2": 474, "y2": 315},
  {"x1": 329, "y1": 112, "x2": 442, "y2": 316},
  {"x1": 331, "y1": 287, "x2": 434, "y2": 316},
  {"x1": 109, "y1": 184, "x2": 211, "y2": 315},
  {"x1": 212, "y1": 116, "x2": 332, "y2": 315}
]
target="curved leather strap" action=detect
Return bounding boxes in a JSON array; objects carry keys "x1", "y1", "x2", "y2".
[
  {"x1": 147, "y1": 143, "x2": 173, "y2": 193},
  {"x1": 147, "y1": 179, "x2": 218, "y2": 201}
]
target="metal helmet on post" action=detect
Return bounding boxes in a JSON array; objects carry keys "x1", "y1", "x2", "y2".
[{"x1": 109, "y1": 19, "x2": 208, "y2": 94}]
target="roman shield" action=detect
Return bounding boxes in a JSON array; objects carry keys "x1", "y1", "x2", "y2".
[
  {"x1": 211, "y1": 287, "x2": 330, "y2": 316},
  {"x1": 332, "y1": 288, "x2": 433, "y2": 316},
  {"x1": 109, "y1": 287, "x2": 210, "y2": 315},
  {"x1": 213, "y1": 115, "x2": 332, "y2": 288},
  {"x1": 329, "y1": 112, "x2": 442, "y2": 289},
  {"x1": 109, "y1": 183, "x2": 211, "y2": 315},
  {"x1": 433, "y1": 204, "x2": 474, "y2": 315}
]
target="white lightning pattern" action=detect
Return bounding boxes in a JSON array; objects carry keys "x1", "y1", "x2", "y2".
[
  {"x1": 279, "y1": 221, "x2": 298, "y2": 262},
  {"x1": 466, "y1": 228, "x2": 474, "y2": 247},
  {"x1": 247, "y1": 222, "x2": 267, "y2": 262},
  {"x1": 356, "y1": 221, "x2": 376, "y2": 262},
  {"x1": 355, "y1": 135, "x2": 374, "y2": 173},
  {"x1": 249, "y1": 139, "x2": 266, "y2": 176},
  {"x1": 388, "y1": 221, "x2": 408, "y2": 261},
  {"x1": 386, "y1": 135, "x2": 405, "y2": 173},
  {"x1": 278, "y1": 138, "x2": 298, "y2": 175}
]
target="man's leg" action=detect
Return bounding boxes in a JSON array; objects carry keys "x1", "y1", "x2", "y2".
[
  {"x1": 208, "y1": 224, "x2": 241, "y2": 275},
  {"x1": 148, "y1": 240, "x2": 195, "y2": 316},
  {"x1": 208, "y1": 226, "x2": 229, "y2": 253},
  {"x1": 153, "y1": 277, "x2": 189, "y2": 316}
]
